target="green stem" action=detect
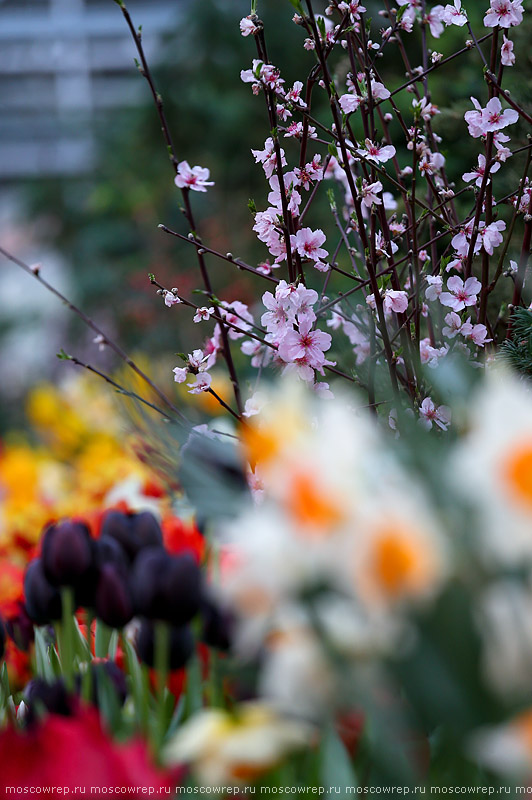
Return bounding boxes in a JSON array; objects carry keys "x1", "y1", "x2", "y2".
[
  {"x1": 154, "y1": 621, "x2": 170, "y2": 752},
  {"x1": 59, "y1": 587, "x2": 75, "y2": 691}
]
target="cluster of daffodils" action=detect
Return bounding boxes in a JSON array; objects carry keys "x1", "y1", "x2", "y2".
[
  {"x1": 214, "y1": 380, "x2": 450, "y2": 718},
  {"x1": 192, "y1": 368, "x2": 532, "y2": 783}
]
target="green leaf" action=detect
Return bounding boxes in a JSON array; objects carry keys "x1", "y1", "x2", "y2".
[
  {"x1": 328, "y1": 142, "x2": 339, "y2": 159},
  {"x1": 287, "y1": 0, "x2": 304, "y2": 13},
  {"x1": 0, "y1": 663, "x2": 10, "y2": 711},
  {"x1": 248, "y1": 198, "x2": 257, "y2": 214},
  {"x1": 56, "y1": 349, "x2": 72, "y2": 361},
  {"x1": 123, "y1": 636, "x2": 150, "y2": 735},
  {"x1": 95, "y1": 620, "x2": 113, "y2": 659},
  {"x1": 320, "y1": 723, "x2": 358, "y2": 797},
  {"x1": 34, "y1": 627, "x2": 55, "y2": 681}
]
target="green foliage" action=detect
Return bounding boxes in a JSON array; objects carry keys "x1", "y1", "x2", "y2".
[{"x1": 500, "y1": 307, "x2": 532, "y2": 377}]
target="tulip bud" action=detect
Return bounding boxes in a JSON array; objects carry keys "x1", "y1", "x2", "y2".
[
  {"x1": 75, "y1": 660, "x2": 128, "y2": 708},
  {"x1": 41, "y1": 520, "x2": 94, "y2": 587},
  {"x1": 24, "y1": 677, "x2": 75, "y2": 723},
  {"x1": 136, "y1": 619, "x2": 194, "y2": 670},
  {"x1": 133, "y1": 548, "x2": 202, "y2": 625},
  {"x1": 100, "y1": 510, "x2": 163, "y2": 562},
  {"x1": 200, "y1": 597, "x2": 234, "y2": 652},
  {"x1": 24, "y1": 559, "x2": 62, "y2": 625},
  {"x1": 95, "y1": 563, "x2": 134, "y2": 629},
  {"x1": 6, "y1": 603, "x2": 34, "y2": 651}
]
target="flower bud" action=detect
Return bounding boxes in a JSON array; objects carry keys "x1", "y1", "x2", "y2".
[
  {"x1": 41, "y1": 520, "x2": 94, "y2": 587},
  {"x1": 136, "y1": 620, "x2": 194, "y2": 670},
  {"x1": 24, "y1": 677, "x2": 75, "y2": 724},
  {"x1": 95, "y1": 563, "x2": 135, "y2": 629},
  {"x1": 75, "y1": 660, "x2": 128, "y2": 708},
  {"x1": 24, "y1": 559, "x2": 62, "y2": 625},
  {"x1": 6, "y1": 603, "x2": 34, "y2": 651},
  {"x1": 100, "y1": 510, "x2": 163, "y2": 562},
  {"x1": 200, "y1": 597, "x2": 234, "y2": 652}
]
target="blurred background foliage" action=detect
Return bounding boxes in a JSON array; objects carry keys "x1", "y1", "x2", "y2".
[{"x1": 1, "y1": 0, "x2": 531, "y2": 433}]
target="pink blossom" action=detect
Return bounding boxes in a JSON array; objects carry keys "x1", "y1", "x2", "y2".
[
  {"x1": 425, "y1": 5, "x2": 445, "y2": 37},
  {"x1": 251, "y1": 138, "x2": 287, "y2": 179},
  {"x1": 419, "y1": 397, "x2": 451, "y2": 430},
  {"x1": 290, "y1": 227, "x2": 329, "y2": 262},
  {"x1": 174, "y1": 161, "x2": 214, "y2": 193},
  {"x1": 501, "y1": 34, "x2": 515, "y2": 65},
  {"x1": 464, "y1": 97, "x2": 486, "y2": 139},
  {"x1": 420, "y1": 338, "x2": 448, "y2": 368},
  {"x1": 484, "y1": 0, "x2": 523, "y2": 28},
  {"x1": 164, "y1": 290, "x2": 181, "y2": 308},
  {"x1": 241, "y1": 338, "x2": 274, "y2": 369},
  {"x1": 285, "y1": 81, "x2": 306, "y2": 106},
  {"x1": 370, "y1": 80, "x2": 391, "y2": 101},
  {"x1": 284, "y1": 121, "x2": 317, "y2": 139},
  {"x1": 220, "y1": 301, "x2": 254, "y2": 340},
  {"x1": 425, "y1": 275, "x2": 443, "y2": 301},
  {"x1": 480, "y1": 220, "x2": 506, "y2": 255},
  {"x1": 338, "y1": 1, "x2": 367, "y2": 21},
  {"x1": 188, "y1": 373, "x2": 212, "y2": 395},
  {"x1": 481, "y1": 97, "x2": 518, "y2": 133},
  {"x1": 366, "y1": 290, "x2": 408, "y2": 314},
  {"x1": 384, "y1": 289, "x2": 408, "y2": 314},
  {"x1": 253, "y1": 208, "x2": 279, "y2": 244},
  {"x1": 462, "y1": 154, "x2": 500, "y2": 187},
  {"x1": 461, "y1": 319, "x2": 492, "y2": 346},
  {"x1": 173, "y1": 366, "x2": 188, "y2": 384},
  {"x1": 268, "y1": 172, "x2": 302, "y2": 215},
  {"x1": 442, "y1": 311, "x2": 463, "y2": 339},
  {"x1": 277, "y1": 318, "x2": 332, "y2": 377},
  {"x1": 239, "y1": 16, "x2": 258, "y2": 36},
  {"x1": 261, "y1": 281, "x2": 296, "y2": 335},
  {"x1": 359, "y1": 180, "x2": 383, "y2": 208},
  {"x1": 339, "y1": 93, "x2": 363, "y2": 115},
  {"x1": 290, "y1": 284, "x2": 319, "y2": 326},
  {"x1": 357, "y1": 138, "x2": 396, "y2": 164},
  {"x1": 193, "y1": 306, "x2": 215, "y2": 323},
  {"x1": 439, "y1": 276, "x2": 481, "y2": 311},
  {"x1": 412, "y1": 97, "x2": 440, "y2": 121},
  {"x1": 442, "y1": 0, "x2": 467, "y2": 26},
  {"x1": 293, "y1": 155, "x2": 323, "y2": 190}
]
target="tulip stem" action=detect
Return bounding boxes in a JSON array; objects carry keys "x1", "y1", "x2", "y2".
[
  {"x1": 154, "y1": 621, "x2": 170, "y2": 752},
  {"x1": 58, "y1": 587, "x2": 75, "y2": 691}
]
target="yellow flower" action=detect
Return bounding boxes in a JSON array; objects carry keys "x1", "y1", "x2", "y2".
[{"x1": 164, "y1": 703, "x2": 313, "y2": 787}]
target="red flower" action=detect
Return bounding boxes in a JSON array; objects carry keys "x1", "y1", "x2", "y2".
[
  {"x1": 162, "y1": 517, "x2": 205, "y2": 562},
  {"x1": 0, "y1": 707, "x2": 178, "y2": 792}
]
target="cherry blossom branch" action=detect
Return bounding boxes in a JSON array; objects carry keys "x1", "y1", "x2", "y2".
[
  {"x1": 115, "y1": 0, "x2": 244, "y2": 416},
  {"x1": 0, "y1": 244, "x2": 188, "y2": 423}
]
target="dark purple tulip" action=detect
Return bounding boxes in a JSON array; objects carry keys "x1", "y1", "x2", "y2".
[
  {"x1": 136, "y1": 619, "x2": 194, "y2": 670},
  {"x1": 95, "y1": 563, "x2": 134, "y2": 629},
  {"x1": 200, "y1": 597, "x2": 234, "y2": 652},
  {"x1": 24, "y1": 677, "x2": 74, "y2": 723},
  {"x1": 100, "y1": 510, "x2": 163, "y2": 562},
  {"x1": 75, "y1": 660, "x2": 128, "y2": 709},
  {"x1": 133, "y1": 548, "x2": 202, "y2": 625},
  {"x1": 24, "y1": 559, "x2": 62, "y2": 625},
  {"x1": 94, "y1": 535, "x2": 128, "y2": 569},
  {"x1": 6, "y1": 603, "x2": 34, "y2": 651},
  {"x1": 132, "y1": 547, "x2": 169, "y2": 619},
  {"x1": 41, "y1": 520, "x2": 94, "y2": 587}
]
